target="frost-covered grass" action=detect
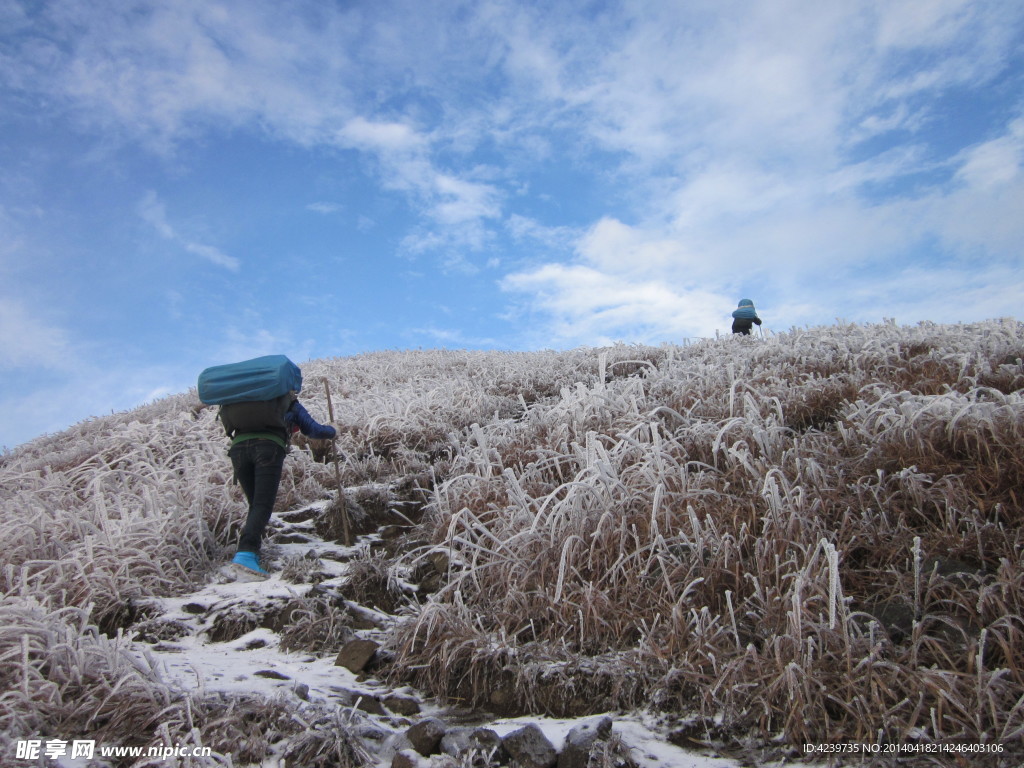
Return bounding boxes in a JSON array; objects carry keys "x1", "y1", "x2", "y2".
[
  {"x1": 387, "y1": 320, "x2": 1024, "y2": 752},
  {"x1": 0, "y1": 343, "x2": 650, "y2": 763},
  {"x1": 1, "y1": 319, "x2": 1022, "y2": 763}
]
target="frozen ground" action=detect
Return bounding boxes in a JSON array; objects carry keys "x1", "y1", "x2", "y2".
[{"x1": 125, "y1": 498, "x2": 758, "y2": 767}]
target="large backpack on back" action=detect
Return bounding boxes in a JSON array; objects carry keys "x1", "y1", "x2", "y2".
[
  {"x1": 218, "y1": 393, "x2": 296, "y2": 440},
  {"x1": 198, "y1": 355, "x2": 302, "y2": 442},
  {"x1": 198, "y1": 355, "x2": 302, "y2": 405}
]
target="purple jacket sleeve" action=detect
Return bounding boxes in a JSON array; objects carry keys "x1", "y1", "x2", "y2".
[{"x1": 285, "y1": 400, "x2": 337, "y2": 439}]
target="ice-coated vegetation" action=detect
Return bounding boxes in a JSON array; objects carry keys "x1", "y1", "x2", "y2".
[{"x1": 1, "y1": 319, "x2": 1022, "y2": 765}]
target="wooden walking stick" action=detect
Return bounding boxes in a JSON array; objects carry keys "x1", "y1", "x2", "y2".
[{"x1": 323, "y1": 377, "x2": 352, "y2": 545}]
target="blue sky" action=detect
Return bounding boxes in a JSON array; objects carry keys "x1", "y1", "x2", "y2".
[{"x1": 1, "y1": 0, "x2": 1022, "y2": 448}]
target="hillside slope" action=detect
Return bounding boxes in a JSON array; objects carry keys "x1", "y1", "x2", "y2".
[{"x1": 1, "y1": 320, "x2": 1022, "y2": 766}]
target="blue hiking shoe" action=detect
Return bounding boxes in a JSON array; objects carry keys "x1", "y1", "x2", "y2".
[{"x1": 229, "y1": 551, "x2": 270, "y2": 581}]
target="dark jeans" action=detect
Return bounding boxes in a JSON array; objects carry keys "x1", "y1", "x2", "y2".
[{"x1": 229, "y1": 439, "x2": 286, "y2": 553}]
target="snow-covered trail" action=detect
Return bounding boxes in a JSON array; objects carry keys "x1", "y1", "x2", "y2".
[{"x1": 132, "y1": 494, "x2": 754, "y2": 768}]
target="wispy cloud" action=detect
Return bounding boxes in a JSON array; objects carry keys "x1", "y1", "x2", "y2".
[
  {"x1": 954, "y1": 118, "x2": 1024, "y2": 189},
  {"x1": 307, "y1": 202, "x2": 344, "y2": 214},
  {"x1": 9, "y1": 1, "x2": 356, "y2": 151},
  {"x1": 334, "y1": 116, "x2": 503, "y2": 254},
  {"x1": 212, "y1": 320, "x2": 315, "y2": 369},
  {"x1": 138, "y1": 191, "x2": 240, "y2": 270},
  {"x1": 0, "y1": 298, "x2": 72, "y2": 370},
  {"x1": 0, "y1": 355, "x2": 191, "y2": 449},
  {"x1": 408, "y1": 325, "x2": 500, "y2": 348},
  {"x1": 0, "y1": 292, "x2": 194, "y2": 447}
]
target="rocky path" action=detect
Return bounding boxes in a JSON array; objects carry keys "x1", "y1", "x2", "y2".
[{"x1": 133, "y1": 488, "x2": 749, "y2": 768}]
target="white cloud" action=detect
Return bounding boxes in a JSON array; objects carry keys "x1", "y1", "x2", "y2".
[
  {"x1": 874, "y1": 0, "x2": 971, "y2": 49},
  {"x1": 137, "y1": 191, "x2": 176, "y2": 240},
  {"x1": 19, "y1": 0, "x2": 357, "y2": 150},
  {"x1": 954, "y1": 118, "x2": 1023, "y2": 189},
  {"x1": 0, "y1": 293, "x2": 195, "y2": 448},
  {"x1": 409, "y1": 325, "x2": 499, "y2": 347},
  {"x1": 0, "y1": 356, "x2": 192, "y2": 450},
  {"x1": 666, "y1": 164, "x2": 800, "y2": 232},
  {"x1": 505, "y1": 214, "x2": 578, "y2": 251},
  {"x1": 183, "y1": 242, "x2": 240, "y2": 271},
  {"x1": 576, "y1": 217, "x2": 689, "y2": 276},
  {"x1": 336, "y1": 117, "x2": 425, "y2": 153},
  {"x1": 431, "y1": 174, "x2": 501, "y2": 225},
  {"x1": 138, "y1": 191, "x2": 240, "y2": 271},
  {"x1": 838, "y1": 261, "x2": 1024, "y2": 327},
  {"x1": 503, "y1": 263, "x2": 729, "y2": 346},
  {"x1": 307, "y1": 202, "x2": 343, "y2": 214},
  {"x1": 502, "y1": 116, "x2": 1023, "y2": 343},
  {"x1": 212, "y1": 322, "x2": 314, "y2": 369},
  {"x1": 334, "y1": 117, "x2": 503, "y2": 253},
  {"x1": 0, "y1": 298, "x2": 72, "y2": 369}
]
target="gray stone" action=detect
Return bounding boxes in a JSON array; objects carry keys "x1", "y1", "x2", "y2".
[
  {"x1": 253, "y1": 669, "x2": 290, "y2": 680},
  {"x1": 383, "y1": 733, "x2": 413, "y2": 760},
  {"x1": 354, "y1": 694, "x2": 386, "y2": 716},
  {"x1": 391, "y1": 748, "x2": 428, "y2": 768},
  {"x1": 440, "y1": 726, "x2": 505, "y2": 761},
  {"x1": 559, "y1": 717, "x2": 614, "y2": 768},
  {"x1": 357, "y1": 725, "x2": 391, "y2": 748},
  {"x1": 384, "y1": 694, "x2": 422, "y2": 716},
  {"x1": 503, "y1": 723, "x2": 557, "y2": 768},
  {"x1": 406, "y1": 717, "x2": 447, "y2": 756},
  {"x1": 329, "y1": 685, "x2": 386, "y2": 715},
  {"x1": 334, "y1": 638, "x2": 379, "y2": 672}
]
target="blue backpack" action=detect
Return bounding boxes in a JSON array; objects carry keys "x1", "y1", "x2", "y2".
[{"x1": 197, "y1": 355, "x2": 302, "y2": 405}]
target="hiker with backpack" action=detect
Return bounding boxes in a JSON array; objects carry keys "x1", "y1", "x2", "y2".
[
  {"x1": 731, "y1": 298, "x2": 763, "y2": 336},
  {"x1": 198, "y1": 356, "x2": 338, "y2": 580}
]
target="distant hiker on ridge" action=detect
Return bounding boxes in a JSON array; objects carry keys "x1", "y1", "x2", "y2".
[
  {"x1": 197, "y1": 355, "x2": 338, "y2": 580},
  {"x1": 731, "y1": 298, "x2": 762, "y2": 336}
]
